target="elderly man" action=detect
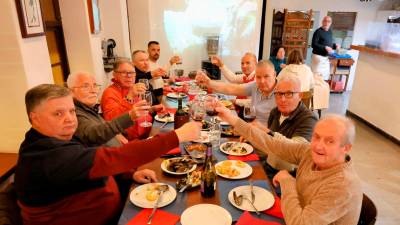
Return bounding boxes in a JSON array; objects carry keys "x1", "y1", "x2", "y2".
[
  {"x1": 196, "y1": 59, "x2": 276, "y2": 125},
  {"x1": 211, "y1": 52, "x2": 257, "y2": 84},
  {"x1": 15, "y1": 84, "x2": 201, "y2": 225},
  {"x1": 252, "y1": 74, "x2": 317, "y2": 179},
  {"x1": 217, "y1": 106, "x2": 362, "y2": 225},
  {"x1": 311, "y1": 16, "x2": 340, "y2": 80},
  {"x1": 132, "y1": 50, "x2": 165, "y2": 104},
  {"x1": 147, "y1": 41, "x2": 181, "y2": 102}
]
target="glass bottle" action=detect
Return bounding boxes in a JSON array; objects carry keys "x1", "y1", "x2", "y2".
[{"x1": 200, "y1": 144, "x2": 217, "y2": 198}]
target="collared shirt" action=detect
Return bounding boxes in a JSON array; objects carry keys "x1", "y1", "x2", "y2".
[
  {"x1": 243, "y1": 81, "x2": 276, "y2": 126},
  {"x1": 220, "y1": 65, "x2": 255, "y2": 84}
]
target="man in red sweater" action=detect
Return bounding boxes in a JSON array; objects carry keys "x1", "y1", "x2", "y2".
[{"x1": 15, "y1": 84, "x2": 201, "y2": 225}]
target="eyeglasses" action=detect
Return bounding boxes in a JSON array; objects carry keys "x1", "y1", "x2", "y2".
[
  {"x1": 73, "y1": 84, "x2": 101, "y2": 92},
  {"x1": 274, "y1": 91, "x2": 299, "y2": 98},
  {"x1": 115, "y1": 71, "x2": 136, "y2": 77}
]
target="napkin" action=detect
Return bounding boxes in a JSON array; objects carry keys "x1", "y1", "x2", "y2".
[
  {"x1": 165, "y1": 147, "x2": 181, "y2": 155},
  {"x1": 175, "y1": 77, "x2": 191, "y2": 82},
  {"x1": 126, "y1": 208, "x2": 180, "y2": 225},
  {"x1": 227, "y1": 153, "x2": 260, "y2": 162},
  {"x1": 236, "y1": 211, "x2": 282, "y2": 225},
  {"x1": 157, "y1": 108, "x2": 177, "y2": 115},
  {"x1": 262, "y1": 196, "x2": 284, "y2": 219}
]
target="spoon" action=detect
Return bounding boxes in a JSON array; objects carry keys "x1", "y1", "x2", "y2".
[{"x1": 233, "y1": 191, "x2": 260, "y2": 215}]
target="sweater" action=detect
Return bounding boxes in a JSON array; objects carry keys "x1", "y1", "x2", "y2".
[
  {"x1": 270, "y1": 56, "x2": 286, "y2": 75},
  {"x1": 101, "y1": 83, "x2": 152, "y2": 140},
  {"x1": 312, "y1": 27, "x2": 337, "y2": 56},
  {"x1": 74, "y1": 99, "x2": 134, "y2": 147},
  {"x1": 15, "y1": 128, "x2": 179, "y2": 225},
  {"x1": 278, "y1": 64, "x2": 314, "y2": 92},
  {"x1": 234, "y1": 119, "x2": 362, "y2": 225},
  {"x1": 266, "y1": 102, "x2": 317, "y2": 171}
]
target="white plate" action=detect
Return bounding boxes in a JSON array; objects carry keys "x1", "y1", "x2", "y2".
[
  {"x1": 161, "y1": 157, "x2": 197, "y2": 175},
  {"x1": 192, "y1": 131, "x2": 210, "y2": 143},
  {"x1": 129, "y1": 183, "x2": 177, "y2": 208},
  {"x1": 220, "y1": 142, "x2": 254, "y2": 156},
  {"x1": 181, "y1": 204, "x2": 232, "y2": 225},
  {"x1": 167, "y1": 92, "x2": 188, "y2": 99},
  {"x1": 228, "y1": 185, "x2": 275, "y2": 212},
  {"x1": 155, "y1": 114, "x2": 174, "y2": 123},
  {"x1": 215, "y1": 160, "x2": 253, "y2": 179}
]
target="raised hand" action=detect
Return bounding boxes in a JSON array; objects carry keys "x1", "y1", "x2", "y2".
[
  {"x1": 210, "y1": 55, "x2": 224, "y2": 67},
  {"x1": 215, "y1": 106, "x2": 238, "y2": 126},
  {"x1": 169, "y1": 55, "x2": 182, "y2": 65},
  {"x1": 130, "y1": 83, "x2": 146, "y2": 96},
  {"x1": 129, "y1": 100, "x2": 151, "y2": 120},
  {"x1": 151, "y1": 68, "x2": 166, "y2": 78},
  {"x1": 195, "y1": 70, "x2": 211, "y2": 86}
]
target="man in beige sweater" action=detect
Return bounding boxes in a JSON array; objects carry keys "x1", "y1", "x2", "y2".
[{"x1": 216, "y1": 108, "x2": 362, "y2": 225}]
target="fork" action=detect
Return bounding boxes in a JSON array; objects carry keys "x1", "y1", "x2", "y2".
[{"x1": 249, "y1": 180, "x2": 255, "y2": 204}]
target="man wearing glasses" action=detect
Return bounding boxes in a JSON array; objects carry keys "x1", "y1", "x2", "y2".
[{"x1": 251, "y1": 74, "x2": 317, "y2": 181}]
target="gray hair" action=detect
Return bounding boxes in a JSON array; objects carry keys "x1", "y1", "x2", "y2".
[
  {"x1": 277, "y1": 73, "x2": 301, "y2": 92},
  {"x1": 243, "y1": 52, "x2": 257, "y2": 63},
  {"x1": 131, "y1": 50, "x2": 147, "y2": 62},
  {"x1": 320, "y1": 114, "x2": 356, "y2": 145},
  {"x1": 113, "y1": 57, "x2": 135, "y2": 71},
  {"x1": 25, "y1": 84, "x2": 71, "y2": 122},
  {"x1": 66, "y1": 71, "x2": 92, "y2": 88}
]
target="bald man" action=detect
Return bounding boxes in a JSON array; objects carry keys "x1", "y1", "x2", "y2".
[
  {"x1": 311, "y1": 16, "x2": 340, "y2": 80},
  {"x1": 211, "y1": 52, "x2": 257, "y2": 84}
]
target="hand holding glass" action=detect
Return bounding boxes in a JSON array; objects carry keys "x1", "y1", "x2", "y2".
[
  {"x1": 243, "y1": 105, "x2": 256, "y2": 122},
  {"x1": 140, "y1": 92, "x2": 153, "y2": 127}
]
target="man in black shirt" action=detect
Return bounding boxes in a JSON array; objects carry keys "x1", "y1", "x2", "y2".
[{"x1": 311, "y1": 16, "x2": 340, "y2": 80}]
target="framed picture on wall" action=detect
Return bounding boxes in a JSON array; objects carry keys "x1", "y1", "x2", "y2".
[
  {"x1": 15, "y1": 0, "x2": 45, "y2": 38},
  {"x1": 87, "y1": 0, "x2": 101, "y2": 34}
]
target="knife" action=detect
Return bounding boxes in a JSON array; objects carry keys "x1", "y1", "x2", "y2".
[{"x1": 147, "y1": 190, "x2": 164, "y2": 224}]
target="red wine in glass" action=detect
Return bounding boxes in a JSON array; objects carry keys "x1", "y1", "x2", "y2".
[{"x1": 243, "y1": 115, "x2": 256, "y2": 122}]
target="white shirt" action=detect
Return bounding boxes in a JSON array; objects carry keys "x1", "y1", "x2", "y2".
[
  {"x1": 148, "y1": 60, "x2": 172, "y2": 89},
  {"x1": 278, "y1": 64, "x2": 315, "y2": 92},
  {"x1": 220, "y1": 65, "x2": 255, "y2": 84}
]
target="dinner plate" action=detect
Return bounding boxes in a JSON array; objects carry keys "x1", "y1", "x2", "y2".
[
  {"x1": 228, "y1": 185, "x2": 275, "y2": 212},
  {"x1": 161, "y1": 157, "x2": 197, "y2": 175},
  {"x1": 192, "y1": 131, "x2": 210, "y2": 143},
  {"x1": 155, "y1": 114, "x2": 174, "y2": 123},
  {"x1": 219, "y1": 142, "x2": 253, "y2": 156},
  {"x1": 166, "y1": 92, "x2": 188, "y2": 99},
  {"x1": 129, "y1": 183, "x2": 176, "y2": 208},
  {"x1": 181, "y1": 204, "x2": 232, "y2": 225},
  {"x1": 215, "y1": 160, "x2": 253, "y2": 179}
]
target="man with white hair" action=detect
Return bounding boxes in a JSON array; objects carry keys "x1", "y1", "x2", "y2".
[
  {"x1": 216, "y1": 106, "x2": 362, "y2": 225},
  {"x1": 311, "y1": 16, "x2": 340, "y2": 80}
]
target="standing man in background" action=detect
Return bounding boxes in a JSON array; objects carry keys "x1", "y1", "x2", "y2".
[{"x1": 311, "y1": 16, "x2": 340, "y2": 80}]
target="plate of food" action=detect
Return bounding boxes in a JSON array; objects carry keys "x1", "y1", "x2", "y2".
[
  {"x1": 129, "y1": 183, "x2": 176, "y2": 208},
  {"x1": 155, "y1": 112, "x2": 174, "y2": 123},
  {"x1": 192, "y1": 131, "x2": 210, "y2": 143},
  {"x1": 184, "y1": 143, "x2": 207, "y2": 159},
  {"x1": 228, "y1": 185, "x2": 275, "y2": 212},
  {"x1": 161, "y1": 157, "x2": 197, "y2": 175},
  {"x1": 167, "y1": 92, "x2": 188, "y2": 99},
  {"x1": 215, "y1": 160, "x2": 252, "y2": 179},
  {"x1": 176, "y1": 170, "x2": 202, "y2": 192},
  {"x1": 220, "y1": 142, "x2": 253, "y2": 156}
]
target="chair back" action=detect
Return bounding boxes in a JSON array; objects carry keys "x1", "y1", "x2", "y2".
[
  {"x1": 358, "y1": 194, "x2": 377, "y2": 225},
  {"x1": 301, "y1": 90, "x2": 313, "y2": 109}
]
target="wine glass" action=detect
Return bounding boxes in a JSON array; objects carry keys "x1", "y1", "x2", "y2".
[
  {"x1": 243, "y1": 105, "x2": 256, "y2": 122},
  {"x1": 205, "y1": 94, "x2": 219, "y2": 117},
  {"x1": 140, "y1": 91, "x2": 153, "y2": 127},
  {"x1": 138, "y1": 79, "x2": 150, "y2": 91},
  {"x1": 190, "y1": 100, "x2": 206, "y2": 122}
]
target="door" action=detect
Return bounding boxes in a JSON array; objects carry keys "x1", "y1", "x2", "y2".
[{"x1": 40, "y1": 0, "x2": 69, "y2": 86}]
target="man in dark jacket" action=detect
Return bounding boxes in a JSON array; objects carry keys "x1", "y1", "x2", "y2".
[{"x1": 15, "y1": 84, "x2": 201, "y2": 225}]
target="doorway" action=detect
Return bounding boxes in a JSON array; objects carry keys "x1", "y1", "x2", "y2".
[{"x1": 40, "y1": 0, "x2": 69, "y2": 86}]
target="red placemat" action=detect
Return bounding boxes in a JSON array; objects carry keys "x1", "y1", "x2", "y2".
[
  {"x1": 227, "y1": 153, "x2": 260, "y2": 162},
  {"x1": 262, "y1": 196, "x2": 284, "y2": 219},
  {"x1": 236, "y1": 211, "x2": 282, "y2": 225},
  {"x1": 165, "y1": 147, "x2": 181, "y2": 155},
  {"x1": 126, "y1": 209, "x2": 180, "y2": 225}
]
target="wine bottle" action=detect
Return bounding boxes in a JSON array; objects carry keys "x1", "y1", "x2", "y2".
[
  {"x1": 200, "y1": 144, "x2": 217, "y2": 197},
  {"x1": 174, "y1": 95, "x2": 189, "y2": 129}
]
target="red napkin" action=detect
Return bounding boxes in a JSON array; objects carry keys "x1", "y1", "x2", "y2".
[
  {"x1": 157, "y1": 108, "x2": 177, "y2": 115},
  {"x1": 166, "y1": 147, "x2": 181, "y2": 155},
  {"x1": 227, "y1": 154, "x2": 260, "y2": 162},
  {"x1": 126, "y1": 209, "x2": 180, "y2": 225},
  {"x1": 175, "y1": 77, "x2": 191, "y2": 82},
  {"x1": 262, "y1": 196, "x2": 284, "y2": 219},
  {"x1": 236, "y1": 211, "x2": 282, "y2": 225}
]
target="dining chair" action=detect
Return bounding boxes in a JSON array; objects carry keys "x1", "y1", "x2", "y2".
[{"x1": 357, "y1": 193, "x2": 377, "y2": 225}]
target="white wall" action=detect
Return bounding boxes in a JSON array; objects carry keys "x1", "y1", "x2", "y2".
[
  {"x1": 263, "y1": 0, "x2": 384, "y2": 58},
  {"x1": 127, "y1": 0, "x2": 150, "y2": 55},
  {"x1": 59, "y1": 0, "x2": 106, "y2": 86},
  {"x1": 100, "y1": 0, "x2": 131, "y2": 58},
  {"x1": 0, "y1": 0, "x2": 53, "y2": 153},
  {"x1": 348, "y1": 51, "x2": 400, "y2": 140}
]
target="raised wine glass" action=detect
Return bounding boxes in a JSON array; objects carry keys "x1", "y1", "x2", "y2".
[
  {"x1": 243, "y1": 105, "x2": 256, "y2": 122},
  {"x1": 140, "y1": 91, "x2": 153, "y2": 127},
  {"x1": 138, "y1": 79, "x2": 150, "y2": 91}
]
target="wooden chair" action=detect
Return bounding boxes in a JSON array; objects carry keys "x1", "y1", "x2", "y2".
[
  {"x1": 358, "y1": 194, "x2": 377, "y2": 225},
  {"x1": 301, "y1": 90, "x2": 313, "y2": 109}
]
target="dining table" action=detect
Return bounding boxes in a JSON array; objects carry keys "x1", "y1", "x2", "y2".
[{"x1": 118, "y1": 80, "x2": 285, "y2": 225}]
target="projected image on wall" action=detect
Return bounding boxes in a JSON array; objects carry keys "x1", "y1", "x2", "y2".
[{"x1": 133, "y1": 0, "x2": 262, "y2": 73}]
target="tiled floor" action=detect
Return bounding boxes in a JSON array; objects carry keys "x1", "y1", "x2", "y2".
[{"x1": 322, "y1": 91, "x2": 400, "y2": 225}]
